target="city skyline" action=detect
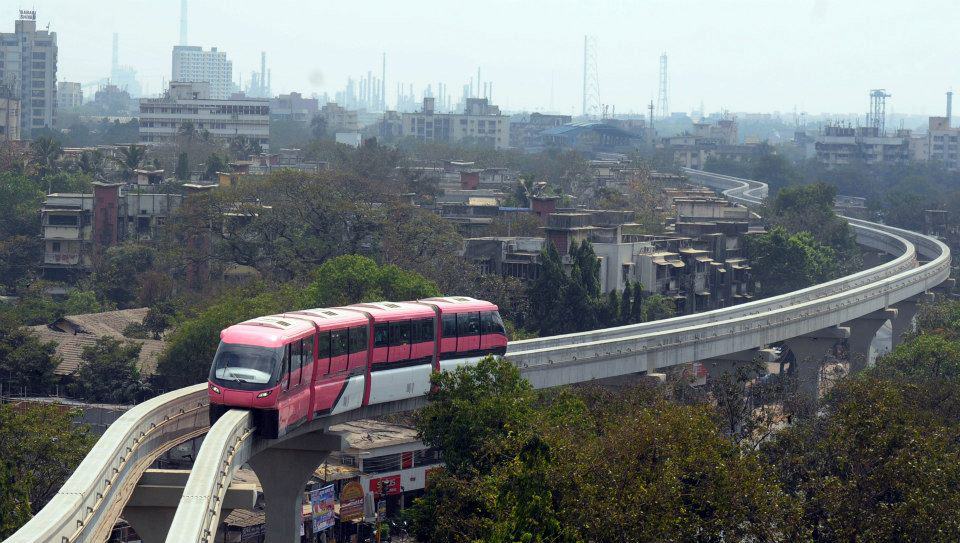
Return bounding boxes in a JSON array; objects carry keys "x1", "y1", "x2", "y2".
[{"x1": 2, "y1": 0, "x2": 958, "y2": 116}]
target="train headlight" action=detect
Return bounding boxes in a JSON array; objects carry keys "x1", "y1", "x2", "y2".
[
  {"x1": 257, "y1": 390, "x2": 273, "y2": 398},
  {"x1": 210, "y1": 385, "x2": 221, "y2": 395}
]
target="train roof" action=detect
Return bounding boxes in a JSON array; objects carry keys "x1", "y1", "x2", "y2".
[
  {"x1": 289, "y1": 308, "x2": 369, "y2": 329},
  {"x1": 342, "y1": 301, "x2": 435, "y2": 319},
  {"x1": 221, "y1": 314, "x2": 316, "y2": 348},
  {"x1": 418, "y1": 296, "x2": 498, "y2": 312}
]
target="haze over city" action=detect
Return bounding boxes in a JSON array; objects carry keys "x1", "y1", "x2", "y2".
[{"x1": 2, "y1": 0, "x2": 957, "y2": 115}]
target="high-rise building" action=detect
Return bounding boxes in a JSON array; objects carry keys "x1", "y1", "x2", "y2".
[
  {"x1": 0, "y1": 10, "x2": 58, "y2": 139},
  {"x1": 57, "y1": 81, "x2": 82, "y2": 109},
  {"x1": 171, "y1": 45, "x2": 234, "y2": 99}
]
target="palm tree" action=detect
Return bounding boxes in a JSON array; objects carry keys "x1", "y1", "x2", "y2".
[
  {"x1": 229, "y1": 136, "x2": 262, "y2": 160},
  {"x1": 30, "y1": 136, "x2": 62, "y2": 178},
  {"x1": 78, "y1": 149, "x2": 106, "y2": 179},
  {"x1": 113, "y1": 144, "x2": 148, "y2": 182},
  {"x1": 177, "y1": 121, "x2": 197, "y2": 143}
]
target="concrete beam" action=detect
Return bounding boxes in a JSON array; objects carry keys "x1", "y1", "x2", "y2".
[
  {"x1": 704, "y1": 348, "x2": 777, "y2": 382},
  {"x1": 123, "y1": 470, "x2": 256, "y2": 543},
  {"x1": 844, "y1": 308, "x2": 897, "y2": 373}
]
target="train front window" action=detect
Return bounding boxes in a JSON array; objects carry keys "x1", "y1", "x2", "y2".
[{"x1": 210, "y1": 342, "x2": 283, "y2": 390}]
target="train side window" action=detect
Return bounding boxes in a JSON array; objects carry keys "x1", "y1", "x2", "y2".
[
  {"x1": 291, "y1": 340, "x2": 303, "y2": 385},
  {"x1": 492, "y1": 312, "x2": 506, "y2": 335},
  {"x1": 331, "y1": 329, "x2": 348, "y2": 358},
  {"x1": 349, "y1": 326, "x2": 368, "y2": 353},
  {"x1": 374, "y1": 323, "x2": 389, "y2": 348},
  {"x1": 481, "y1": 312, "x2": 506, "y2": 335},
  {"x1": 282, "y1": 345, "x2": 291, "y2": 390},
  {"x1": 317, "y1": 332, "x2": 331, "y2": 359},
  {"x1": 389, "y1": 321, "x2": 410, "y2": 346},
  {"x1": 457, "y1": 312, "x2": 480, "y2": 337},
  {"x1": 441, "y1": 314, "x2": 457, "y2": 338},
  {"x1": 412, "y1": 318, "x2": 434, "y2": 342},
  {"x1": 303, "y1": 335, "x2": 314, "y2": 382}
]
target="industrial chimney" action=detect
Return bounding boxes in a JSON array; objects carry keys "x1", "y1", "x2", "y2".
[{"x1": 947, "y1": 91, "x2": 953, "y2": 127}]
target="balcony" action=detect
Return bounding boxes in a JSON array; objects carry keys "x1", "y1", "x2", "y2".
[
  {"x1": 43, "y1": 252, "x2": 82, "y2": 266},
  {"x1": 43, "y1": 225, "x2": 82, "y2": 240}
]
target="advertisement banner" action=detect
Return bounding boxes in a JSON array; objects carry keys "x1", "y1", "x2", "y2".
[
  {"x1": 368, "y1": 474, "x2": 402, "y2": 496},
  {"x1": 339, "y1": 481, "x2": 365, "y2": 522},
  {"x1": 310, "y1": 484, "x2": 335, "y2": 533}
]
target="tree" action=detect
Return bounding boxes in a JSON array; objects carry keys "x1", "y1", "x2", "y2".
[
  {"x1": 228, "y1": 136, "x2": 262, "y2": 160},
  {"x1": 310, "y1": 115, "x2": 328, "y2": 140},
  {"x1": 30, "y1": 136, "x2": 62, "y2": 177},
  {"x1": 303, "y1": 255, "x2": 440, "y2": 308},
  {"x1": 631, "y1": 281, "x2": 644, "y2": 323},
  {"x1": 113, "y1": 144, "x2": 148, "y2": 181},
  {"x1": 0, "y1": 314, "x2": 59, "y2": 394},
  {"x1": 62, "y1": 289, "x2": 104, "y2": 315},
  {"x1": 90, "y1": 244, "x2": 156, "y2": 308},
  {"x1": 0, "y1": 402, "x2": 95, "y2": 527},
  {"x1": 0, "y1": 458, "x2": 31, "y2": 539},
  {"x1": 619, "y1": 282, "x2": 633, "y2": 325},
  {"x1": 175, "y1": 152, "x2": 190, "y2": 180},
  {"x1": 641, "y1": 294, "x2": 675, "y2": 322},
  {"x1": 203, "y1": 153, "x2": 226, "y2": 180},
  {"x1": 70, "y1": 337, "x2": 150, "y2": 404},
  {"x1": 598, "y1": 290, "x2": 620, "y2": 327},
  {"x1": 528, "y1": 243, "x2": 567, "y2": 336},
  {"x1": 745, "y1": 226, "x2": 837, "y2": 297},
  {"x1": 77, "y1": 149, "x2": 106, "y2": 178}
]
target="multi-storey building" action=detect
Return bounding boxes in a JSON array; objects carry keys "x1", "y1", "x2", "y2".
[
  {"x1": 139, "y1": 81, "x2": 270, "y2": 150},
  {"x1": 920, "y1": 116, "x2": 960, "y2": 170},
  {"x1": 40, "y1": 183, "x2": 182, "y2": 279},
  {"x1": 320, "y1": 102, "x2": 358, "y2": 133},
  {"x1": 814, "y1": 124, "x2": 910, "y2": 168},
  {"x1": 57, "y1": 81, "x2": 82, "y2": 109},
  {"x1": 0, "y1": 10, "x2": 57, "y2": 138},
  {"x1": 171, "y1": 45, "x2": 234, "y2": 100},
  {"x1": 0, "y1": 86, "x2": 20, "y2": 141},
  {"x1": 270, "y1": 92, "x2": 317, "y2": 122},
  {"x1": 402, "y1": 97, "x2": 510, "y2": 149}
]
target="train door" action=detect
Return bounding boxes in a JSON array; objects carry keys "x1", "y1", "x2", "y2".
[
  {"x1": 440, "y1": 313, "x2": 457, "y2": 357},
  {"x1": 456, "y1": 312, "x2": 480, "y2": 353},
  {"x1": 388, "y1": 320, "x2": 411, "y2": 363},
  {"x1": 284, "y1": 337, "x2": 312, "y2": 429}
]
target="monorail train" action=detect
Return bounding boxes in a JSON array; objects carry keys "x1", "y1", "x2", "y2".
[{"x1": 207, "y1": 297, "x2": 507, "y2": 438}]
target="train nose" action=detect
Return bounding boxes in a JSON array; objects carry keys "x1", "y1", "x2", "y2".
[{"x1": 221, "y1": 388, "x2": 256, "y2": 407}]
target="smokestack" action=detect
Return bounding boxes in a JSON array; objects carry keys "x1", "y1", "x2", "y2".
[
  {"x1": 476, "y1": 67, "x2": 481, "y2": 98},
  {"x1": 179, "y1": 0, "x2": 188, "y2": 46},
  {"x1": 267, "y1": 69, "x2": 271, "y2": 97},
  {"x1": 112, "y1": 33, "x2": 119, "y2": 75},
  {"x1": 381, "y1": 52, "x2": 386, "y2": 111},
  {"x1": 260, "y1": 52, "x2": 266, "y2": 96},
  {"x1": 948, "y1": 91, "x2": 953, "y2": 126}
]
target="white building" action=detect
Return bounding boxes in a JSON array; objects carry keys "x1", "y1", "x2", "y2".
[
  {"x1": 0, "y1": 10, "x2": 58, "y2": 138},
  {"x1": 171, "y1": 46, "x2": 234, "y2": 100},
  {"x1": 57, "y1": 81, "x2": 82, "y2": 109},
  {"x1": 139, "y1": 81, "x2": 269, "y2": 150},
  {"x1": 402, "y1": 97, "x2": 511, "y2": 149}
]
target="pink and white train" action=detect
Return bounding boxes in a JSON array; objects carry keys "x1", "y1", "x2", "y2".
[{"x1": 207, "y1": 297, "x2": 507, "y2": 438}]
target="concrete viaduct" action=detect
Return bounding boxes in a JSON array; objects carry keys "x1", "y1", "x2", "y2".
[{"x1": 4, "y1": 169, "x2": 951, "y2": 543}]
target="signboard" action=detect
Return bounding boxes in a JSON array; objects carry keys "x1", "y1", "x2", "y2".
[
  {"x1": 339, "y1": 481, "x2": 365, "y2": 522},
  {"x1": 310, "y1": 484, "x2": 335, "y2": 533},
  {"x1": 368, "y1": 474, "x2": 402, "y2": 496}
]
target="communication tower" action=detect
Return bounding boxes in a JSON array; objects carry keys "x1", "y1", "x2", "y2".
[
  {"x1": 657, "y1": 52, "x2": 669, "y2": 119},
  {"x1": 868, "y1": 89, "x2": 890, "y2": 135},
  {"x1": 581, "y1": 35, "x2": 600, "y2": 117}
]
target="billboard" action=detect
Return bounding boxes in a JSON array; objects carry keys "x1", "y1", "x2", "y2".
[
  {"x1": 339, "y1": 481, "x2": 365, "y2": 522},
  {"x1": 310, "y1": 484, "x2": 335, "y2": 533}
]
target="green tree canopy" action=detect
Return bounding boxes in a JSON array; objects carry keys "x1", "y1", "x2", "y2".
[
  {"x1": 303, "y1": 255, "x2": 440, "y2": 308},
  {"x1": 746, "y1": 226, "x2": 838, "y2": 296},
  {"x1": 70, "y1": 336, "x2": 149, "y2": 404},
  {"x1": 0, "y1": 313, "x2": 59, "y2": 394}
]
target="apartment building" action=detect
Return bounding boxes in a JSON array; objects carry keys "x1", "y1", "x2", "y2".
[
  {"x1": 814, "y1": 124, "x2": 910, "y2": 168},
  {"x1": 270, "y1": 92, "x2": 318, "y2": 122},
  {"x1": 40, "y1": 183, "x2": 182, "y2": 279},
  {"x1": 57, "y1": 81, "x2": 82, "y2": 109},
  {"x1": 139, "y1": 81, "x2": 270, "y2": 150},
  {"x1": 0, "y1": 10, "x2": 58, "y2": 138},
  {"x1": 402, "y1": 97, "x2": 510, "y2": 149},
  {"x1": 0, "y1": 89, "x2": 20, "y2": 141},
  {"x1": 320, "y1": 102, "x2": 359, "y2": 133},
  {"x1": 171, "y1": 45, "x2": 234, "y2": 100}
]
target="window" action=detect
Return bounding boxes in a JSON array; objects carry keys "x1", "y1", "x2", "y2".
[
  {"x1": 374, "y1": 323, "x2": 389, "y2": 348},
  {"x1": 388, "y1": 321, "x2": 411, "y2": 346},
  {"x1": 282, "y1": 346, "x2": 291, "y2": 390},
  {"x1": 291, "y1": 340, "x2": 303, "y2": 384},
  {"x1": 51, "y1": 241, "x2": 61, "y2": 253},
  {"x1": 48, "y1": 214, "x2": 76, "y2": 226},
  {"x1": 304, "y1": 335, "x2": 314, "y2": 365},
  {"x1": 481, "y1": 311, "x2": 506, "y2": 335},
  {"x1": 457, "y1": 312, "x2": 480, "y2": 337},
  {"x1": 412, "y1": 318, "x2": 435, "y2": 343},
  {"x1": 442, "y1": 314, "x2": 457, "y2": 338},
  {"x1": 331, "y1": 329, "x2": 348, "y2": 357},
  {"x1": 349, "y1": 326, "x2": 368, "y2": 354}
]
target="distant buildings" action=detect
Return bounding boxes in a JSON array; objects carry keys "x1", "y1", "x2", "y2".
[
  {"x1": 320, "y1": 102, "x2": 359, "y2": 133},
  {"x1": 39, "y1": 183, "x2": 183, "y2": 279},
  {"x1": 813, "y1": 124, "x2": 910, "y2": 168},
  {"x1": 0, "y1": 10, "x2": 58, "y2": 138},
  {"x1": 540, "y1": 121, "x2": 641, "y2": 154},
  {"x1": 171, "y1": 45, "x2": 234, "y2": 100},
  {"x1": 402, "y1": 97, "x2": 510, "y2": 149},
  {"x1": 659, "y1": 117, "x2": 753, "y2": 169},
  {"x1": 57, "y1": 82, "x2": 83, "y2": 110},
  {"x1": 917, "y1": 116, "x2": 960, "y2": 170},
  {"x1": 270, "y1": 92, "x2": 318, "y2": 123},
  {"x1": 139, "y1": 81, "x2": 270, "y2": 150}
]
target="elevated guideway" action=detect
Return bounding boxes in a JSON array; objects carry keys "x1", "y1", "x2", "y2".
[{"x1": 6, "y1": 169, "x2": 951, "y2": 543}]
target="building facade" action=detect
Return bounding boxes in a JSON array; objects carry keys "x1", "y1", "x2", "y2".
[
  {"x1": 270, "y1": 92, "x2": 318, "y2": 122},
  {"x1": 402, "y1": 97, "x2": 510, "y2": 149},
  {"x1": 0, "y1": 91, "x2": 20, "y2": 141},
  {"x1": 57, "y1": 81, "x2": 82, "y2": 109},
  {"x1": 40, "y1": 183, "x2": 182, "y2": 279},
  {"x1": 171, "y1": 45, "x2": 234, "y2": 100},
  {"x1": 0, "y1": 10, "x2": 58, "y2": 138},
  {"x1": 139, "y1": 81, "x2": 270, "y2": 150},
  {"x1": 814, "y1": 124, "x2": 910, "y2": 168}
]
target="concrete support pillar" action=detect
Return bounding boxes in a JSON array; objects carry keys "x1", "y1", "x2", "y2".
[
  {"x1": 248, "y1": 432, "x2": 346, "y2": 543},
  {"x1": 784, "y1": 326, "x2": 849, "y2": 406},
  {"x1": 705, "y1": 348, "x2": 778, "y2": 382},
  {"x1": 844, "y1": 308, "x2": 897, "y2": 373},
  {"x1": 123, "y1": 469, "x2": 256, "y2": 543},
  {"x1": 890, "y1": 295, "x2": 930, "y2": 348}
]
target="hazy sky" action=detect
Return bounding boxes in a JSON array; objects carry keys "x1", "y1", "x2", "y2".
[{"x1": 3, "y1": 0, "x2": 957, "y2": 116}]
